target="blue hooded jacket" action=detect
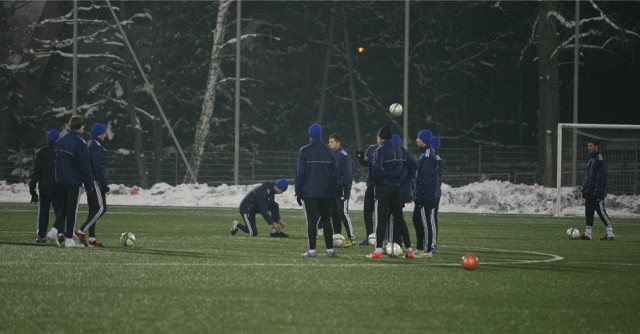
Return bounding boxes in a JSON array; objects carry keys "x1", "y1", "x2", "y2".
[
  {"x1": 295, "y1": 125, "x2": 337, "y2": 198},
  {"x1": 239, "y1": 182, "x2": 281, "y2": 224},
  {"x1": 87, "y1": 138, "x2": 108, "y2": 189},
  {"x1": 55, "y1": 130, "x2": 94, "y2": 189},
  {"x1": 371, "y1": 139, "x2": 405, "y2": 186},
  {"x1": 414, "y1": 146, "x2": 439, "y2": 206},
  {"x1": 334, "y1": 146, "x2": 353, "y2": 193}
]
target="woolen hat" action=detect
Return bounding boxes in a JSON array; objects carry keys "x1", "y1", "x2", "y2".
[
  {"x1": 377, "y1": 125, "x2": 392, "y2": 140},
  {"x1": 418, "y1": 129, "x2": 432, "y2": 145},
  {"x1": 91, "y1": 123, "x2": 107, "y2": 138},
  {"x1": 275, "y1": 179, "x2": 288, "y2": 192},
  {"x1": 68, "y1": 115, "x2": 84, "y2": 130},
  {"x1": 308, "y1": 123, "x2": 322, "y2": 139},
  {"x1": 391, "y1": 134, "x2": 402, "y2": 146},
  {"x1": 431, "y1": 136, "x2": 441, "y2": 149},
  {"x1": 46, "y1": 129, "x2": 59, "y2": 142}
]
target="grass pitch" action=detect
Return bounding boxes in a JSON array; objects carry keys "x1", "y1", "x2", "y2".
[{"x1": 1, "y1": 203, "x2": 639, "y2": 333}]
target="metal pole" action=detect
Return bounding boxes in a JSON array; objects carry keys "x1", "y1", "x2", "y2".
[
  {"x1": 234, "y1": 0, "x2": 241, "y2": 185},
  {"x1": 403, "y1": 0, "x2": 410, "y2": 147},
  {"x1": 72, "y1": 0, "x2": 78, "y2": 115},
  {"x1": 556, "y1": 124, "x2": 564, "y2": 216},
  {"x1": 571, "y1": 0, "x2": 580, "y2": 186}
]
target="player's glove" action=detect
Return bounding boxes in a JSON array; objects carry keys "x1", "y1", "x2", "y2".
[
  {"x1": 101, "y1": 186, "x2": 110, "y2": 193},
  {"x1": 278, "y1": 220, "x2": 287, "y2": 229},
  {"x1": 296, "y1": 195, "x2": 303, "y2": 206},
  {"x1": 30, "y1": 193, "x2": 39, "y2": 204},
  {"x1": 356, "y1": 150, "x2": 365, "y2": 161}
]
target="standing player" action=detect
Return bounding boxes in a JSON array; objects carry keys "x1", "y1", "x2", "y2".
[
  {"x1": 296, "y1": 123, "x2": 337, "y2": 257},
  {"x1": 231, "y1": 179, "x2": 289, "y2": 237},
  {"x1": 75, "y1": 123, "x2": 110, "y2": 247},
  {"x1": 413, "y1": 129, "x2": 439, "y2": 258},
  {"x1": 328, "y1": 133, "x2": 355, "y2": 247},
  {"x1": 29, "y1": 129, "x2": 62, "y2": 243},
  {"x1": 368, "y1": 126, "x2": 414, "y2": 259},
  {"x1": 356, "y1": 143, "x2": 378, "y2": 245},
  {"x1": 388, "y1": 135, "x2": 416, "y2": 253},
  {"x1": 578, "y1": 139, "x2": 614, "y2": 240},
  {"x1": 47, "y1": 115, "x2": 94, "y2": 248},
  {"x1": 430, "y1": 136, "x2": 444, "y2": 252}
]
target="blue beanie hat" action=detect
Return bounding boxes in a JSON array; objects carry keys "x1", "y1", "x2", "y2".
[
  {"x1": 91, "y1": 123, "x2": 107, "y2": 138},
  {"x1": 309, "y1": 123, "x2": 322, "y2": 139},
  {"x1": 431, "y1": 136, "x2": 441, "y2": 149},
  {"x1": 377, "y1": 125, "x2": 392, "y2": 140},
  {"x1": 418, "y1": 129, "x2": 432, "y2": 145},
  {"x1": 275, "y1": 179, "x2": 288, "y2": 192},
  {"x1": 391, "y1": 134, "x2": 402, "y2": 146},
  {"x1": 47, "y1": 129, "x2": 59, "y2": 142}
]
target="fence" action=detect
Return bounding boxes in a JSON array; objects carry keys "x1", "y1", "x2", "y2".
[{"x1": 2, "y1": 144, "x2": 540, "y2": 188}]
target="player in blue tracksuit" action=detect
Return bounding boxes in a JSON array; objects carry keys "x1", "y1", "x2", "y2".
[
  {"x1": 368, "y1": 126, "x2": 414, "y2": 259},
  {"x1": 231, "y1": 179, "x2": 289, "y2": 237},
  {"x1": 356, "y1": 143, "x2": 378, "y2": 244},
  {"x1": 328, "y1": 133, "x2": 355, "y2": 246},
  {"x1": 47, "y1": 115, "x2": 94, "y2": 248},
  {"x1": 75, "y1": 123, "x2": 110, "y2": 247},
  {"x1": 389, "y1": 135, "x2": 416, "y2": 249},
  {"x1": 29, "y1": 129, "x2": 62, "y2": 243},
  {"x1": 296, "y1": 123, "x2": 337, "y2": 257},
  {"x1": 578, "y1": 139, "x2": 614, "y2": 240},
  {"x1": 413, "y1": 129, "x2": 439, "y2": 257},
  {"x1": 430, "y1": 136, "x2": 444, "y2": 251}
]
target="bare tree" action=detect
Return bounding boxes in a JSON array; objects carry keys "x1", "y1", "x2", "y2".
[{"x1": 185, "y1": 0, "x2": 231, "y2": 183}]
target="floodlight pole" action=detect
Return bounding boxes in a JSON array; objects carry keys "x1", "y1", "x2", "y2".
[
  {"x1": 234, "y1": 0, "x2": 241, "y2": 185},
  {"x1": 571, "y1": 0, "x2": 581, "y2": 186},
  {"x1": 72, "y1": 0, "x2": 78, "y2": 115},
  {"x1": 402, "y1": 0, "x2": 409, "y2": 147}
]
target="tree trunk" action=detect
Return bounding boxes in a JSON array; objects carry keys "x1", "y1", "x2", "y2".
[
  {"x1": 122, "y1": 4, "x2": 148, "y2": 188},
  {"x1": 151, "y1": 2, "x2": 163, "y2": 185},
  {"x1": 185, "y1": 0, "x2": 231, "y2": 183},
  {"x1": 536, "y1": 1, "x2": 560, "y2": 187},
  {"x1": 0, "y1": 3, "x2": 9, "y2": 177},
  {"x1": 341, "y1": 6, "x2": 363, "y2": 152},
  {"x1": 317, "y1": 9, "x2": 335, "y2": 124}
]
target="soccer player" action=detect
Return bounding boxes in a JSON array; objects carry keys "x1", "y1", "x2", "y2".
[
  {"x1": 47, "y1": 115, "x2": 94, "y2": 248},
  {"x1": 389, "y1": 135, "x2": 417, "y2": 255},
  {"x1": 577, "y1": 139, "x2": 614, "y2": 240},
  {"x1": 231, "y1": 179, "x2": 289, "y2": 237},
  {"x1": 430, "y1": 136, "x2": 444, "y2": 252},
  {"x1": 29, "y1": 129, "x2": 62, "y2": 244},
  {"x1": 413, "y1": 129, "x2": 439, "y2": 258},
  {"x1": 356, "y1": 143, "x2": 378, "y2": 245},
  {"x1": 328, "y1": 133, "x2": 355, "y2": 247},
  {"x1": 368, "y1": 126, "x2": 414, "y2": 259},
  {"x1": 296, "y1": 123, "x2": 337, "y2": 257},
  {"x1": 75, "y1": 123, "x2": 110, "y2": 247}
]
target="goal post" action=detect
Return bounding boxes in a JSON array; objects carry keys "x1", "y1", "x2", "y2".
[{"x1": 556, "y1": 123, "x2": 640, "y2": 216}]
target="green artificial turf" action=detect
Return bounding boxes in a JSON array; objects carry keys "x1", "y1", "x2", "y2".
[{"x1": 1, "y1": 203, "x2": 638, "y2": 333}]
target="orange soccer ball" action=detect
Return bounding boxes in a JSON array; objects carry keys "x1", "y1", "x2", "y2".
[{"x1": 461, "y1": 253, "x2": 479, "y2": 270}]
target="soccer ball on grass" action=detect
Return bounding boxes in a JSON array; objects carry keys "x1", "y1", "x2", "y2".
[
  {"x1": 566, "y1": 227, "x2": 580, "y2": 239},
  {"x1": 385, "y1": 242, "x2": 403, "y2": 257},
  {"x1": 461, "y1": 253, "x2": 479, "y2": 270},
  {"x1": 389, "y1": 103, "x2": 403, "y2": 117},
  {"x1": 333, "y1": 234, "x2": 345, "y2": 248},
  {"x1": 120, "y1": 232, "x2": 136, "y2": 247},
  {"x1": 367, "y1": 233, "x2": 376, "y2": 246}
]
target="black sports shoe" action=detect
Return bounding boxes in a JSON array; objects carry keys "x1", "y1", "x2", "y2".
[
  {"x1": 359, "y1": 239, "x2": 370, "y2": 246},
  {"x1": 270, "y1": 230, "x2": 289, "y2": 238}
]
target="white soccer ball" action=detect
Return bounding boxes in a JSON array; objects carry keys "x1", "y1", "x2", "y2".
[
  {"x1": 389, "y1": 103, "x2": 403, "y2": 117},
  {"x1": 120, "y1": 232, "x2": 136, "y2": 247},
  {"x1": 566, "y1": 227, "x2": 579, "y2": 239},
  {"x1": 333, "y1": 234, "x2": 345, "y2": 248},
  {"x1": 367, "y1": 233, "x2": 376, "y2": 246},
  {"x1": 385, "y1": 242, "x2": 403, "y2": 257}
]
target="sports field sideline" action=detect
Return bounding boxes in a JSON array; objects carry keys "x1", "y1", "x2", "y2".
[{"x1": 1, "y1": 203, "x2": 638, "y2": 333}]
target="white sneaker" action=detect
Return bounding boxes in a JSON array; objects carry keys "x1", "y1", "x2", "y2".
[
  {"x1": 47, "y1": 228, "x2": 60, "y2": 247},
  {"x1": 65, "y1": 239, "x2": 82, "y2": 248},
  {"x1": 423, "y1": 252, "x2": 433, "y2": 258}
]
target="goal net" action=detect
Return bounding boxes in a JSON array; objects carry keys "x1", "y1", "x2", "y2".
[{"x1": 555, "y1": 123, "x2": 640, "y2": 216}]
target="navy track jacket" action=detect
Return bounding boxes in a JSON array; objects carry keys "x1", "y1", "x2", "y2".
[
  {"x1": 55, "y1": 130, "x2": 94, "y2": 189},
  {"x1": 29, "y1": 142, "x2": 57, "y2": 194},
  {"x1": 372, "y1": 140, "x2": 405, "y2": 186},
  {"x1": 88, "y1": 138, "x2": 108, "y2": 189},
  {"x1": 334, "y1": 147, "x2": 353, "y2": 193},
  {"x1": 240, "y1": 182, "x2": 281, "y2": 225},
  {"x1": 582, "y1": 151, "x2": 608, "y2": 198},
  {"x1": 415, "y1": 146, "x2": 439, "y2": 206},
  {"x1": 295, "y1": 138, "x2": 337, "y2": 198}
]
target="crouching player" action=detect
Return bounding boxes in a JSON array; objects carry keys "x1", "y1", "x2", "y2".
[{"x1": 231, "y1": 179, "x2": 289, "y2": 237}]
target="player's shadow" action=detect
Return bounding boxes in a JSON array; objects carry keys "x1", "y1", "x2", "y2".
[{"x1": 108, "y1": 247, "x2": 215, "y2": 259}]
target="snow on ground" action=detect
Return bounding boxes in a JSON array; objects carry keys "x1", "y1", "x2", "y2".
[{"x1": 1, "y1": 180, "x2": 638, "y2": 217}]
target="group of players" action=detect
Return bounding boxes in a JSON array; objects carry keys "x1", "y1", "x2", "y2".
[
  {"x1": 232, "y1": 122, "x2": 444, "y2": 259},
  {"x1": 29, "y1": 115, "x2": 110, "y2": 248}
]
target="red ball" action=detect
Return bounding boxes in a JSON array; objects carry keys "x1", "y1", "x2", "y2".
[{"x1": 461, "y1": 253, "x2": 479, "y2": 270}]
